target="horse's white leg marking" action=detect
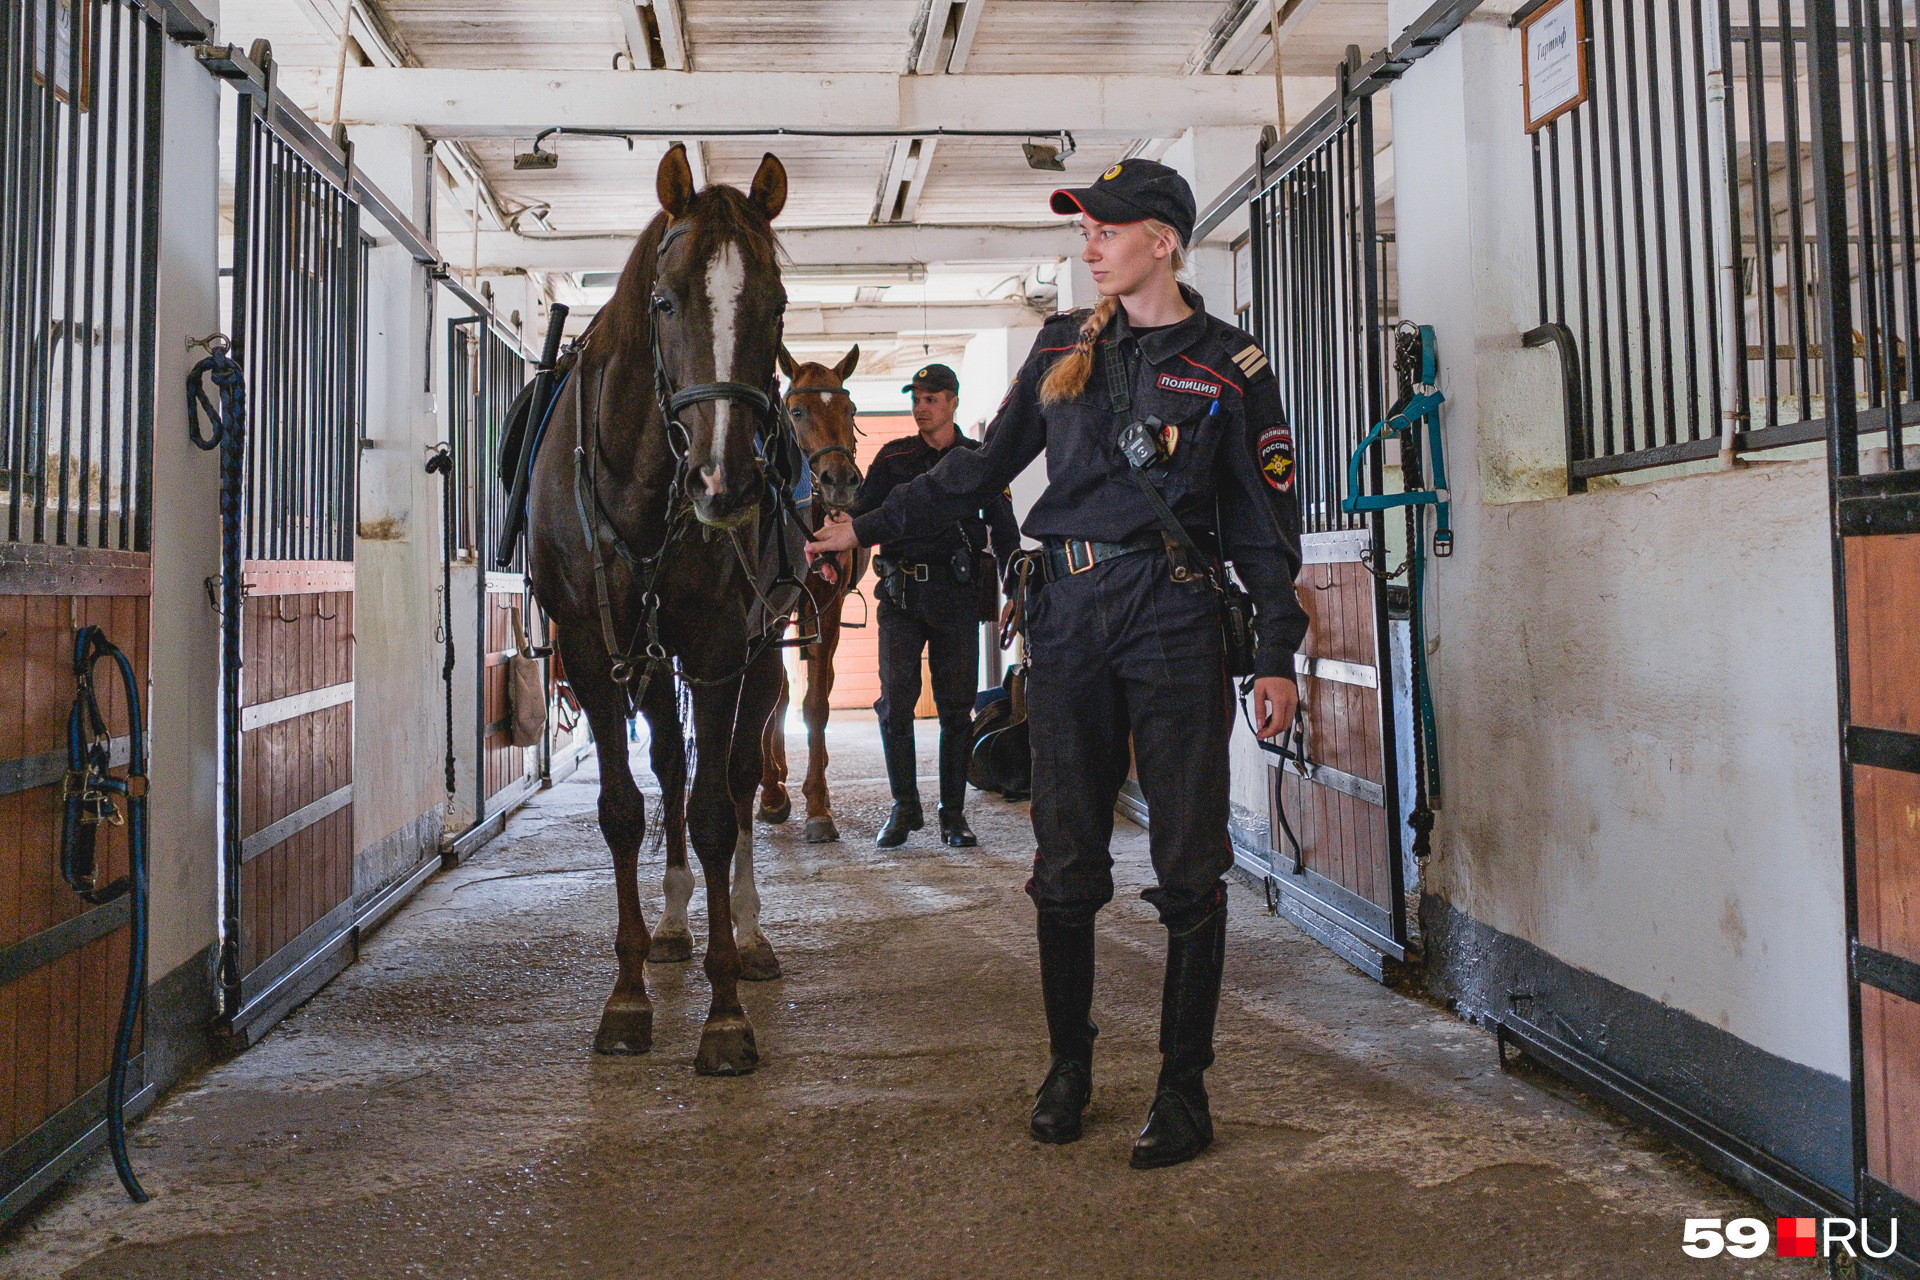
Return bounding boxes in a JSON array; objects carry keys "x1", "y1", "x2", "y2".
[
  {"x1": 703, "y1": 244, "x2": 745, "y2": 494},
  {"x1": 732, "y1": 820, "x2": 765, "y2": 949},
  {"x1": 660, "y1": 863, "x2": 695, "y2": 939}
]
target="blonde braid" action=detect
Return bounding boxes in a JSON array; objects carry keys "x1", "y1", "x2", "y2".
[{"x1": 1039, "y1": 294, "x2": 1119, "y2": 405}]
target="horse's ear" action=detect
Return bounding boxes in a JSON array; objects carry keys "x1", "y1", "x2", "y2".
[
  {"x1": 778, "y1": 346, "x2": 798, "y2": 381},
  {"x1": 832, "y1": 344, "x2": 860, "y2": 382},
  {"x1": 749, "y1": 153, "x2": 787, "y2": 222},
  {"x1": 657, "y1": 144, "x2": 695, "y2": 220}
]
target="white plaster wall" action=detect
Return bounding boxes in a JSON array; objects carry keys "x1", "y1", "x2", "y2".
[
  {"x1": 350, "y1": 125, "x2": 450, "y2": 880},
  {"x1": 146, "y1": 38, "x2": 224, "y2": 980},
  {"x1": 1392, "y1": 12, "x2": 1848, "y2": 1077}
]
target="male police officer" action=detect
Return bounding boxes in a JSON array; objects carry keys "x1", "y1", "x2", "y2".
[{"x1": 852, "y1": 364, "x2": 1021, "y2": 849}]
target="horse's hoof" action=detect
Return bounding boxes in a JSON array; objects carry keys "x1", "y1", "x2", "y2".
[
  {"x1": 803, "y1": 815, "x2": 839, "y2": 844},
  {"x1": 737, "y1": 935, "x2": 783, "y2": 982},
  {"x1": 756, "y1": 796, "x2": 792, "y2": 825},
  {"x1": 592, "y1": 1000, "x2": 653, "y2": 1055},
  {"x1": 648, "y1": 930, "x2": 694, "y2": 964},
  {"x1": 694, "y1": 1015, "x2": 760, "y2": 1076}
]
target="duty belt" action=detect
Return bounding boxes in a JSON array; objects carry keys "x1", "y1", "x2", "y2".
[
  {"x1": 1042, "y1": 531, "x2": 1165, "y2": 582},
  {"x1": 874, "y1": 555, "x2": 932, "y2": 582}
]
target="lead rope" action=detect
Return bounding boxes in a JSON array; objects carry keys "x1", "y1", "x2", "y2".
[
  {"x1": 59, "y1": 627, "x2": 151, "y2": 1203},
  {"x1": 188, "y1": 344, "x2": 248, "y2": 1028}
]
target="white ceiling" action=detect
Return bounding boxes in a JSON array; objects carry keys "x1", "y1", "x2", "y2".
[{"x1": 218, "y1": 0, "x2": 1392, "y2": 366}]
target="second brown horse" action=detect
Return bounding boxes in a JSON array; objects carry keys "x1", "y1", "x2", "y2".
[{"x1": 757, "y1": 346, "x2": 868, "y2": 844}]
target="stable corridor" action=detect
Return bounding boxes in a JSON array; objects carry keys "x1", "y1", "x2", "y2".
[{"x1": 1, "y1": 724, "x2": 1807, "y2": 1279}]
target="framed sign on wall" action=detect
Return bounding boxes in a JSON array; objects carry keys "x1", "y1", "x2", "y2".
[{"x1": 1520, "y1": 0, "x2": 1586, "y2": 133}]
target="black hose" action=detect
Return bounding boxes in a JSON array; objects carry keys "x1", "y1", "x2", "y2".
[
  {"x1": 426, "y1": 443, "x2": 457, "y2": 794},
  {"x1": 61, "y1": 626, "x2": 151, "y2": 1204},
  {"x1": 188, "y1": 347, "x2": 248, "y2": 1026}
]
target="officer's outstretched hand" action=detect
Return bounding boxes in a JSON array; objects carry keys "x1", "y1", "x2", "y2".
[
  {"x1": 805, "y1": 512, "x2": 860, "y2": 584},
  {"x1": 1250, "y1": 676, "x2": 1299, "y2": 741}
]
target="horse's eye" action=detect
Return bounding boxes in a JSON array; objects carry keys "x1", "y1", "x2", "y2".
[{"x1": 651, "y1": 291, "x2": 675, "y2": 315}]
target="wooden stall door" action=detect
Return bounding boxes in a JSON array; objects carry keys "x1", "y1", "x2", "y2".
[
  {"x1": 227, "y1": 562, "x2": 355, "y2": 1043},
  {"x1": 0, "y1": 557, "x2": 151, "y2": 1216},
  {"x1": 1841, "y1": 524, "x2": 1920, "y2": 1266},
  {"x1": 1267, "y1": 530, "x2": 1409, "y2": 980}
]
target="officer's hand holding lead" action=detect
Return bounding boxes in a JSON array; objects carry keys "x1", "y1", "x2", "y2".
[
  {"x1": 1251, "y1": 675, "x2": 1298, "y2": 740},
  {"x1": 806, "y1": 512, "x2": 859, "y2": 560}
]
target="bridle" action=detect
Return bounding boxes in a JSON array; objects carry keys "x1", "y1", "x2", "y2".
[
  {"x1": 785, "y1": 383, "x2": 861, "y2": 476},
  {"x1": 649, "y1": 218, "x2": 786, "y2": 474}
]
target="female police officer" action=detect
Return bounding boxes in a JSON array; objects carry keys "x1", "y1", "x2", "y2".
[{"x1": 808, "y1": 159, "x2": 1306, "y2": 1169}]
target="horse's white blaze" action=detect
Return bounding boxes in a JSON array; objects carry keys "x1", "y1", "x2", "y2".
[
  {"x1": 703, "y1": 243, "x2": 746, "y2": 491},
  {"x1": 660, "y1": 862, "x2": 695, "y2": 938},
  {"x1": 733, "y1": 821, "x2": 764, "y2": 947}
]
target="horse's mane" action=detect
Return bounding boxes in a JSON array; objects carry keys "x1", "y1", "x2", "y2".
[{"x1": 595, "y1": 185, "x2": 782, "y2": 357}]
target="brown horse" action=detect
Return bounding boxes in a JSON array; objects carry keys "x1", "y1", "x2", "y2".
[
  {"x1": 527, "y1": 144, "x2": 796, "y2": 1075},
  {"x1": 756, "y1": 345, "x2": 868, "y2": 844}
]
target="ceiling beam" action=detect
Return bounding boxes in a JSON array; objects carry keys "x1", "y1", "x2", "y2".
[
  {"x1": 313, "y1": 69, "x2": 1288, "y2": 137},
  {"x1": 946, "y1": 0, "x2": 986, "y2": 73},
  {"x1": 912, "y1": 0, "x2": 956, "y2": 74},
  {"x1": 782, "y1": 300, "x2": 1044, "y2": 337},
  {"x1": 465, "y1": 223, "x2": 1080, "y2": 274},
  {"x1": 652, "y1": 0, "x2": 689, "y2": 71}
]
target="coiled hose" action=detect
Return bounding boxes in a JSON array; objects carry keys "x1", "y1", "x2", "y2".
[{"x1": 60, "y1": 626, "x2": 151, "y2": 1203}]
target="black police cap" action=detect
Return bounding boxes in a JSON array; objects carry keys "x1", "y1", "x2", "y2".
[
  {"x1": 1049, "y1": 158, "x2": 1196, "y2": 246},
  {"x1": 901, "y1": 363, "x2": 959, "y2": 395}
]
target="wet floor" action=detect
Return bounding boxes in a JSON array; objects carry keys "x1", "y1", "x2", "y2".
[{"x1": 2, "y1": 721, "x2": 1813, "y2": 1278}]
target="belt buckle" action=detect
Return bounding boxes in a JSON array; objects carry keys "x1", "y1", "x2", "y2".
[
  {"x1": 1066, "y1": 540, "x2": 1095, "y2": 575},
  {"x1": 911, "y1": 564, "x2": 929, "y2": 582}
]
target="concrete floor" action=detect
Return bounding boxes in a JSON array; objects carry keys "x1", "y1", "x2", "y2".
[{"x1": 2, "y1": 721, "x2": 1815, "y2": 1279}]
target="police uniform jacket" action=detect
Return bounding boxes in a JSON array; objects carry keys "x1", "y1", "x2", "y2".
[
  {"x1": 851, "y1": 430, "x2": 1023, "y2": 575},
  {"x1": 850, "y1": 290, "x2": 1310, "y2": 681}
]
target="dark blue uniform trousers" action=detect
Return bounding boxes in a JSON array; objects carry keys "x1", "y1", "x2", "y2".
[
  {"x1": 873, "y1": 582, "x2": 980, "y2": 737},
  {"x1": 1023, "y1": 550, "x2": 1233, "y2": 933}
]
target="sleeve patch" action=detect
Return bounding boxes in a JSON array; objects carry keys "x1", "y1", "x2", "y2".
[
  {"x1": 1232, "y1": 343, "x2": 1270, "y2": 379},
  {"x1": 1258, "y1": 425, "x2": 1295, "y2": 493}
]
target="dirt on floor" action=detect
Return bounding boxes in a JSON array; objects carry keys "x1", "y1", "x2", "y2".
[{"x1": 1, "y1": 721, "x2": 1818, "y2": 1279}]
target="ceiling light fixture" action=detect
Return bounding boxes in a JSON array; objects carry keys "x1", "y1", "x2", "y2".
[
  {"x1": 513, "y1": 143, "x2": 557, "y2": 171},
  {"x1": 1022, "y1": 132, "x2": 1076, "y2": 172}
]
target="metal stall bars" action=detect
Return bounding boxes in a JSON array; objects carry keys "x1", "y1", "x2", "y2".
[
  {"x1": 0, "y1": 0, "x2": 166, "y2": 1222},
  {"x1": 1179, "y1": 0, "x2": 1483, "y2": 982},
  {"x1": 1527, "y1": 0, "x2": 1920, "y2": 486},
  {"x1": 1812, "y1": 0, "x2": 1920, "y2": 1271},
  {"x1": 445, "y1": 313, "x2": 541, "y2": 841},
  {"x1": 1238, "y1": 54, "x2": 1409, "y2": 982},
  {"x1": 210, "y1": 50, "x2": 365, "y2": 1048}
]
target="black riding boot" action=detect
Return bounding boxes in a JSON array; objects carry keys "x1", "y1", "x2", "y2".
[
  {"x1": 1030, "y1": 915, "x2": 1097, "y2": 1144},
  {"x1": 875, "y1": 725, "x2": 924, "y2": 849},
  {"x1": 937, "y1": 720, "x2": 977, "y2": 848},
  {"x1": 1131, "y1": 900, "x2": 1226, "y2": 1169}
]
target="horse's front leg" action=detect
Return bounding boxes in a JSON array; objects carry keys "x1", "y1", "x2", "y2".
[
  {"x1": 687, "y1": 672, "x2": 757, "y2": 1075},
  {"x1": 567, "y1": 642, "x2": 654, "y2": 1056},
  {"x1": 800, "y1": 588, "x2": 843, "y2": 844},
  {"x1": 643, "y1": 673, "x2": 695, "y2": 964},
  {"x1": 755, "y1": 667, "x2": 793, "y2": 825},
  {"x1": 733, "y1": 646, "x2": 786, "y2": 981}
]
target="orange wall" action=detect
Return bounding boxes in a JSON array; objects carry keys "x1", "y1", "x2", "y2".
[{"x1": 818, "y1": 414, "x2": 916, "y2": 712}]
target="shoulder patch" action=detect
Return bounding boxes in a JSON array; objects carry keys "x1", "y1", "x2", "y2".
[
  {"x1": 1258, "y1": 424, "x2": 1295, "y2": 493},
  {"x1": 1231, "y1": 342, "x2": 1270, "y2": 379}
]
